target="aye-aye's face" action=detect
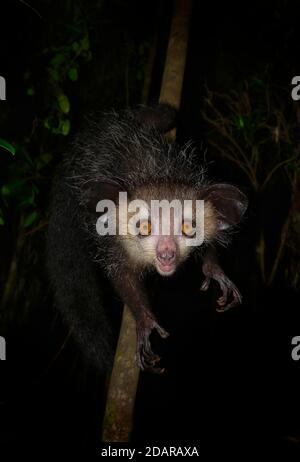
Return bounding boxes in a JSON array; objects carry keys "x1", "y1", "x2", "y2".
[
  {"x1": 117, "y1": 187, "x2": 217, "y2": 276},
  {"x1": 94, "y1": 181, "x2": 247, "y2": 276}
]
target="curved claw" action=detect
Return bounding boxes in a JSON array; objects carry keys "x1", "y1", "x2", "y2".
[
  {"x1": 215, "y1": 275, "x2": 242, "y2": 312},
  {"x1": 138, "y1": 343, "x2": 164, "y2": 373},
  {"x1": 201, "y1": 262, "x2": 243, "y2": 312},
  {"x1": 136, "y1": 318, "x2": 169, "y2": 373}
]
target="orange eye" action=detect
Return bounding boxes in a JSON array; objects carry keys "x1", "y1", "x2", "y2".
[
  {"x1": 182, "y1": 221, "x2": 195, "y2": 237},
  {"x1": 139, "y1": 220, "x2": 152, "y2": 236}
]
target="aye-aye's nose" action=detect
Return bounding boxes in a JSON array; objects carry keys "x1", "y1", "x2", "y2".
[
  {"x1": 157, "y1": 249, "x2": 175, "y2": 263},
  {"x1": 156, "y1": 237, "x2": 176, "y2": 263}
]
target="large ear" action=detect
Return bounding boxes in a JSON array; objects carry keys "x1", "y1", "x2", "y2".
[
  {"x1": 133, "y1": 103, "x2": 177, "y2": 133},
  {"x1": 81, "y1": 181, "x2": 123, "y2": 213},
  {"x1": 203, "y1": 183, "x2": 248, "y2": 230}
]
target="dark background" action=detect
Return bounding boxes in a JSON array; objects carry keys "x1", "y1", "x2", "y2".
[{"x1": 0, "y1": 0, "x2": 300, "y2": 456}]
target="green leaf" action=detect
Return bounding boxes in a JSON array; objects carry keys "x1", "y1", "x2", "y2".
[
  {"x1": 81, "y1": 36, "x2": 90, "y2": 51},
  {"x1": 234, "y1": 116, "x2": 245, "y2": 129},
  {"x1": 1, "y1": 179, "x2": 26, "y2": 197},
  {"x1": 27, "y1": 88, "x2": 35, "y2": 96},
  {"x1": 44, "y1": 117, "x2": 52, "y2": 129},
  {"x1": 0, "y1": 209, "x2": 4, "y2": 226},
  {"x1": 36, "y1": 153, "x2": 53, "y2": 170},
  {"x1": 238, "y1": 116, "x2": 244, "y2": 128},
  {"x1": 57, "y1": 93, "x2": 70, "y2": 114},
  {"x1": 84, "y1": 50, "x2": 92, "y2": 62},
  {"x1": 60, "y1": 119, "x2": 71, "y2": 136},
  {"x1": 0, "y1": 138, "x2": 16, "y2": 155},
  {"x1": 50, "y1": 53, "x2": 66, "y2": 68},
  {"x1": 23, "y1": 211, "x2": 39, "y2": 228},
  {"x1": 72, "y1": 41, "x2": 79, "y2": 52},
  {"x1": 68, "y1": 67, "x2": 78, "y2": 81},
  {"x1": 1, "y1": 185, "x2": 10, "y2": 196},
  {"x1": 40, "y1": 153, "x2": 53, "y2": 164}
]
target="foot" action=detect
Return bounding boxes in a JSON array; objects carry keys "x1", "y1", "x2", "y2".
[
  {"x1": 200, "y1": 261, "x2": 242, "y2": 312},
  {"x1": 136, "y1": 313, "x2": 169, "y2": 373}
]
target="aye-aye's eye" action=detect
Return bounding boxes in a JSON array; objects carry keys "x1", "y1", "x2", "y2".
[
  {"x1": 182, "y1": 220, "x2": 196, "y2": 237},
  {"x1": 137, "y1": 219, "x2": 152, "y2": 236}
]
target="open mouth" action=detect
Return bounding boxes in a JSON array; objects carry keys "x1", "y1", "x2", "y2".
[{"x1": 156, "y1": 260, "x2": 176, "y2": 276}]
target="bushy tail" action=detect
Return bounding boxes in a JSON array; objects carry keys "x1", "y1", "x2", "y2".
[{"x1": 46, "y1": 172, "x2": 115, "y2": 372}]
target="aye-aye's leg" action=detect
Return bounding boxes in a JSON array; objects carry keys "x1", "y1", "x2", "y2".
[{"x1": 113, "y1": 270, "x2": 169, "y2": 373}]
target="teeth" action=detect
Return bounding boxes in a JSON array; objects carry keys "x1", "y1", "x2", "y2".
[{"x1": 158, "y1": 263, "x2": 175, "y2": 273}]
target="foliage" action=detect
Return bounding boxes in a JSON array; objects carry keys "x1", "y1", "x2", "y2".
[
  {"x1": 202, "y1": 79, "x2": 300, "y2": 288},
  {"x1": 1, "y1": 4, "x2": 91, "y2": 232},
  {"x1": 0, "y1": 138, "x2": 15, "y2": 156},
  {"x1": 0, "y1": 0, "x2": 153, "y2": 319}
]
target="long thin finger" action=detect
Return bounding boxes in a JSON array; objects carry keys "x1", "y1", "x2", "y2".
[
  {"x1": 200, "y1": 277, "x2": 211, "y2": 291},
  {"x1": 154, "y1": 323, "x2": 169, "y2": 339}
]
